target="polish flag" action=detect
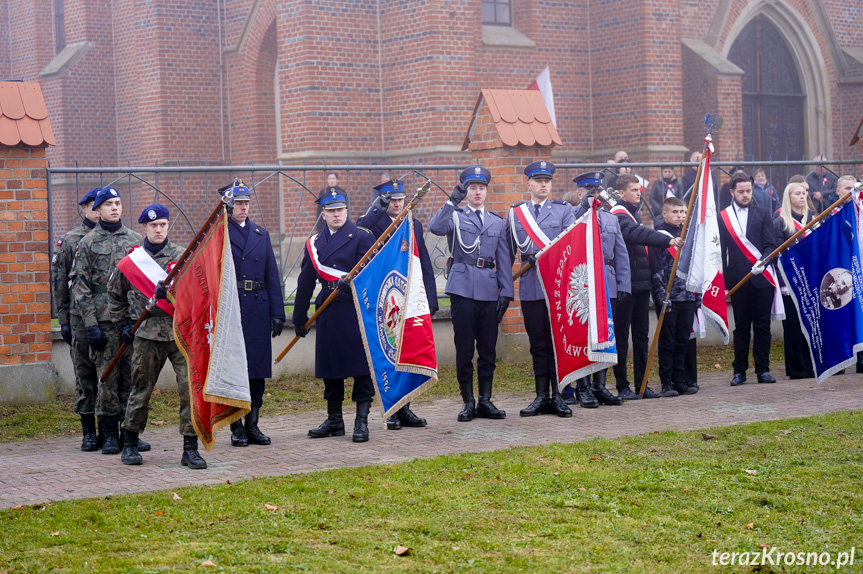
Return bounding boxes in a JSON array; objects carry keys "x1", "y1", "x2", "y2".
[{"x1": 528, "y1": 66, "x2": 556, "y2": 128}]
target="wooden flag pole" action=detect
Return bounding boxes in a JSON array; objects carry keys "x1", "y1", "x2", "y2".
[{"x1": 275, "y1": 180, "x2": 432, "y2": 363}]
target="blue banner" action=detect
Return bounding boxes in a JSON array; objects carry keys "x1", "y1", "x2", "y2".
[
  {"x1": 778, "y1": 202, "x2": 863, "y2": 382},
  {"x1": 351, "y1": 215, "x2": 436, "y2": 419}
]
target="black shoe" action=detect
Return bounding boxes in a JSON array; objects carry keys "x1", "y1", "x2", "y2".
[
  {"x1": 137, "y1": 438, "x2": 151, "y2": 452},
  {"x1": 616, "y1": 387, "x2": 639, "y2": 401},
  {"x1": 757, "y1": 372, "x2": 776, "y2": 384},
  {"x1": 121, "y1": 430, "x2": 143, "y2": 465},
  {"x1": 672, "y1": 381, "x2": 697, "y2": 395},
  {"x1": 458, "y1": 400, "x2": 476, "y2": 422},
  {"x1": 730, "y1": 372, "x2": 746, "y2": 386},
  {"x1": 592, "y1": 384, "x2": 623, "y2": 405},
  {"x1": 308, "y1": 415, "x2": 345, "y2": 438},
  {"x1": 520, "y1": 395, "x2": 551, "y2": 417},
  {"x1": 101, "y1": 416, "x2": 121, "y2": 455},
  {"x1": 548, "y1": 394, "x2": 573, "y2": 417},
  {"x1": 80, "y1": 414, "x2": 98, "y2": 452},
  {"x1": 181, "y1": 435, "x2": 207, "y2": 469},
  {"x1": 561, "y1": 383, "x2": 577, "y2": 405},
  {"x1": 396, "y1": 405, "x2": 427, "y2": 427},
  {"x1": 244, "y1": 406, "x2": 271, "y2": 445},
  {"x1": 230, "y1": 420, "x2": 249, "y2": 446},
  {"x1": 578, "y1": 379, "x2": 599, "y2": 408},
  {"x1": 386, "y1": 415, "x2": 402, "y2": 430},
  {"x1": 684, "y1": 381, "x2": 699, "y2": 394},
  {"x1": 352, "y1": 401, "x2": 371, "y2": 443},
  {"x1": 476, "y1": 380, "x2": 506, "y2": 419},
  {"x1": 642, "y1": 386, "x2": 660, "y2": 399},
  {"x1": 659, "y1": 381, "x2": 679, "y2": 398}
]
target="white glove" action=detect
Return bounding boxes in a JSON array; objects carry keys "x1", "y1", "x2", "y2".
[
  {"x1": 750, "y1": 260, "x2": 765, "y2": 275},
  {"x1": 780, "y1": 286, "x2": 790, "y2": 296}
]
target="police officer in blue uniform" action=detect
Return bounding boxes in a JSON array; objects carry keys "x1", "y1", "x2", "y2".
[
  {"x1": 357, "y1": 179, "x2": 438, "y2": 430},
  {"x1": 293, "y1": 187, "x2": 378, "y2": 442},
  {"x1": 506, "y1": 161, "x2": 574, "y2": 418},
  {"x1": 223, "y1": 180, "x2": 286, "y2": 447},
  {"x1": 429, "y1": 166, "x2": 514, "y2": 421}
]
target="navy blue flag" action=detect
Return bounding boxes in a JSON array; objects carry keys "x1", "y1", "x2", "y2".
[{"x1": 778, "y1": 202, "x2": 863, "y2": 382}]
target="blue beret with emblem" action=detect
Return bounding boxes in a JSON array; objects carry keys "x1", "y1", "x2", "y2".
[
  {"x1": 138, "y1": 203, "x2": 170, "y2": 224},
  {"x1": 374, "y1": 180, "x2": 406, "y2": 199},
  {"x1": 78, "y1": 188, "x2": 101, "y2": 206},
  {"x1": 459, "y1": 165, "x2": 491, "y2": 187},
  {"x1": 573, "y1": 171, "x2": 605, "y2": 189},
  {"x1": 524, "y1": 160, "x2": 555, "y2": 179},
  {"x1": 92, "y1": 187, "x2": 121, "y2": 210},
  {"x1": 318, "y1": 186, "x2": 348, "y2": 210}
]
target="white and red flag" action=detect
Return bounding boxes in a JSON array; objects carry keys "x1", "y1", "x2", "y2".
[
  {"x1": 676, "y1": 134, "x2": 730, "y2": 343},
  {"x1": 528, "y1": 66, "x2": 556, "y2": 128},
  {"x1": 536, "y1": 200, "x2": 617, "y2": 387},
  {"x1": 116, "y1": 245, "x2": 176, "y2": 316}
]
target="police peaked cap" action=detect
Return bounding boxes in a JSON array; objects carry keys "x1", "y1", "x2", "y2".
[
  {"x1": 573, "y1": 171, "x2": 605, "y2": 189},
  {"x1": 524, "y1": 160, "x2": 555, "y2": 179},
  {"x1": 460, "y1": 165, "x2": 491, "y2": 187},
  {"x1": 78, "y1": 188, "x2": 101, "y2": 206},
  {"x1": 92, "y1": 187, "x2": 120, "y2": 210},
  {"x1": 318, "y1": 187, "x2": 348, "y2": 210},
  {"x1": 374, "y1": 180, "x2": 406, "y2": 199},
  {"x1": 138, "y1": 203, "x2": 170, "y2": 224}
]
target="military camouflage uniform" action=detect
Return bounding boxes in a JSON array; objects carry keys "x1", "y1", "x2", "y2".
[
  {"x1": 69, "y1": 223, "x2": 142, "y2": 417},
  {"x1": 51, "y1": 220, "x2": 98, "y2": 415},
  {"x1": 109, "y1": 240, "x2": 194, "y2": 437}
]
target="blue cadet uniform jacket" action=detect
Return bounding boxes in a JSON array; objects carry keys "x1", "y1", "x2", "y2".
[
  {"x1": 356, "y1": 207, "x2": 439, "y2": 314},
  {"x1": 573, "y1": 203, "x2": 632, "y2": 299},
  {"x1": 293, "y1": 220, "x2": 376, "y2": 379},
  {"x1": 506, "y1": 199, "x2": 575, "y2": 301},
  {"x1": 229, "y1": 219, "x2": 285, "y2": 379},
  {"x1": 428, "y1": 201, "x2": 514, "y2": 302}
]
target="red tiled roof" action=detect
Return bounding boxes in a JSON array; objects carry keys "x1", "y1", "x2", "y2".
[
  {"x1": 462, "y1": 89, "x2": 562, "y2": 151},
  {"x1": 850, "y1": 114, "x2": 863, "y2": 147},
  {"x1": 0, "y1": 82, "x2": 55, "y2": 147}
]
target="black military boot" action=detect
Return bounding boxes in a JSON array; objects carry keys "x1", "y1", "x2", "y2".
[
  {"x1": 230, "y1": 420, "x2": 249, "y2": 446},
  {"x1": 101, "y1": 416, "x2": 121, "y2": 455},
  {"x1": 457, "y1": 382, "x2": 476, "y2": 422},
  {"x1": 180, "y1": 435, "x2": 207, "y2": 469},
  {"x1": 520, "y1": 376, "x2": 550, "y2": 417},
  {"x1": 121, "y1": 430, "x2": 143, "y2": 465},
  {"x1": 591, "y1": 370, "x2": 623, "y2": 406},
  {"x1": 577, "y1": 378, "x2": 599, "y2": 408},
  {"x1": 352, "y1": 401, "x2": 371, "y2": 443},
  {"x1": 244, "y1": 406, "x2": 271, "y2": 445},
  {"x1": 396, "y1": 404, "x2": 427, "y2": 427},
  {"x1": 80, "y1": 414, "x2": 98, "y2": 452},
  {"x1": 309, "y1": 400, "x2": 345, "y2": 438},
  {"x1": 548, "y1": 377, "x2": 573, "y2": 417},
  {"x1": 659, "y1": 380, "x2": 679, "y2": 398},
  {"x1": 386, "y1": 414, "x2": 402, "y2": 430},
  {"x1": 476, "y1": 380, "x2": 506, "y2": 419},
  {"x1": 119, "y1": 429, "x2": 151, "y2": 453}
]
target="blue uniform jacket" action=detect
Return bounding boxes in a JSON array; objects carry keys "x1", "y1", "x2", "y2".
[
  {"x1": 293, "y1": 220, "x2": 375, "y2": 379},
  {"x1": 229, "y1": 219, "x2": 285, "y2": 379},
  {"x1": 356, "y1": 207, "x2": 439, "y2": 313},
  {"x1": 428, "y1": 201, "x2": 514, "y2": 302},
  {"x1": 573, "y1": 203, "x2": 632, "y2": 299}
]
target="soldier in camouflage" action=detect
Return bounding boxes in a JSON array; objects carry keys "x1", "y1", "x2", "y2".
[
  {"x1": 69, "y1": 187, "x2": 142, "y2": 455},
  {"x1": 109, "y1": 204, "x2": 206, "y2": 469},
  {"x1": 51, "y1": 188, "x2": 101, "y2": 451}
]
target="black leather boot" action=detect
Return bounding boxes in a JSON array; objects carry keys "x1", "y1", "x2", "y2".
[
  {"x1": 80, "y1": 414, "x2": 98, "y2": 452},
  {"x1": 520, "y1": 376, "x2": 550, "y2": 417},
  {"x1": 659, "y1": 380, "x2": 679, "y2": 397},
  {"x1": 548, "y1": 377, "x2": 573, "y2": 417},
  {"x1": 591, "y1": 370, "x2": 623, "y2": 406},
  {"x1": 457, "y1": 382, "x2": 476, "y2": 422},
  {"x1": 386, "y1": 414, "x2": 402, "y2": 430},
  {"x1": 101, "y1": 416, "x2": 121, "y2": 454},
  {"x1": 309, "y1": 400, "x2": 345, "y2": 438},
  {"x1": 121, "y1": 430, "x2": 143, "y2": 465},
  {"x1": 577, "y1": 378, "x2": 599, "y2": 408},
  {"x1": 396, "y1": 404, "x2": 427, "y2": 427},
  {"x1": 352, "y1": 401, "x2": 371, "y2": 443},
  {"x1": 119, "y1": 429, "x2": 151, "y2": 453},
  {"x1": 181, "y1": 435, "x2": 207, "y2": 469},
  {"x1": 244, "y1": 406, "x2": 271, "y2": 445},
  {"x1": 230, "y1": 420, "x2": 249, "y2": 446},
  {"x1": 476, "y1": 379, "x2": 506, "y2": 419}
]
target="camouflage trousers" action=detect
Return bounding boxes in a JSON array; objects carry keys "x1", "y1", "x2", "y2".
[
  {"x1": 122, "y1": 337, "x2": 193, "y2": 436},
  {"x1": 70, "y1": 314, "x2": 98, "y2": 415},
  {"x1": 92, "y1": 321, "x2": 131, "y2": 418}
]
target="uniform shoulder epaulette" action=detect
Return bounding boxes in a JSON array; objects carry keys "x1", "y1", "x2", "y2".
[
  {"x1": 510, "y1": 201, "x2": 526, "y2": 209},
  {"x1": 552, "y1": 200, "x2": 569, "y2": 205},
  {"x1": 487, "y1": 210, "x2": 503, "y2": 220},
  {"x1": 357, "y1": 226, "x2": 373, "y2": 235}
]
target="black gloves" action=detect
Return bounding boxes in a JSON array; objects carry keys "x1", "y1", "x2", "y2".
[
  {"x1": 450, "y1": 184, "x2": 467, "y2": 206},
  {"x1": 336, "y1": 278, "x2": 350, "y2": 293},
  {"x1": 60, "y1": 324, "x2": 72, "y2": 345},
  {"x1": 496, "y1": 296, "x2": 513, "y2": 323},
  {"x1": 271, "y1": 317, "x2": 285, "y2": 338},
  {"x1": 526, "y1": 254, "x2": 537, "y2": 266},
  {"x1": 376, "y1": 193, "x2": 391, "y2": 210},
  {"x1": 120, "y1": 321, "x2": 135, "y2": 346},
  {"x1": 580, "y1": 192, "x2": 593, "y2": 211},
  {"x1": 87, "y1": 325, "x2": 108, "y2": 351},
  {"x1": 153, "y1": 281, "x2": 169, "y2": 300},
  {"x1": 294, "y1": 318, "x2": 310, "y2": 338}
]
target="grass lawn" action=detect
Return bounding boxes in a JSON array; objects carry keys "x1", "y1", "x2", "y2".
[{"x1": 1, "y1": 411, "x2": 861, "y2": 573}]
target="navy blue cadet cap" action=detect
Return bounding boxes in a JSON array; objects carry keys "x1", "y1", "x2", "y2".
[
  {"x1": 573, "y1": 171, "x2": 605, "y2": 189},
  {"x1": 92, "y1": 187, "x2": 120, "y2": 210},
  {"x1": 524, "y1": 160, "x2": 555, "y2": 179},
  {"x1": 78, "y1": 188, "x2": 101, "y2": 206},
  {"x1": 138, "y1": 204, "x2": 170, "y2": 224},
  {"x1": 318, "y1": 187, "x2": 348, "y2": 210},
  {"x1": 459, "y1": 165, "x2": 491, "y2": 187},
  {"x1": 374, "y1": 180, "x2": 406, "y2": 199}
]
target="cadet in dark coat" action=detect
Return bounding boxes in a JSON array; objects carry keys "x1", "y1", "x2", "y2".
[
  {"x1": 294, "y1": 187, "x2": 378, "y2": 443},
  {"x1": 224, "y1": 180, "x2": 286, "y2": 447},
  {"x1": 357, "y1": 179, "x2": 438, "y2": 430}
]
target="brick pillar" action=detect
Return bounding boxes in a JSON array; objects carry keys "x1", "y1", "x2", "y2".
[{"x1": 0, "y1": 146, "x2": 55, "y2": 402}]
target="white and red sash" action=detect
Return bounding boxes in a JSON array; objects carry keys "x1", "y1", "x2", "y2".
[
  {"x1": 116, "y1": 245, "x2": 176, "y2": 317},
  {"x1": 656, "y1": 229, "x2": 678, "y2": 258},
  {"x1": 512, "y1": 202, "x2": 551, "y2": 250},
  {"x1": 306, "y1": 233, "x2": 346, "y2": 281},
  {"x1": 720, "y1": 207, "x2": 785, "y2": 320},
  {"x1": 612, "y1": 204, "x2": 649, "y2": 257}
]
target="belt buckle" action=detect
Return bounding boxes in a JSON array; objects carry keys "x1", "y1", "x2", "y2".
[
  {"x1": 243, "y1": 280, "x2": 253, "y2": 291},
  {"x1": 476, "y1": 257, "x2": 486, "y2": 268}
]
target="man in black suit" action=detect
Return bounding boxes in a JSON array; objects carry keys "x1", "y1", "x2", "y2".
[{"x1": 718, "y1": 172, "x2": 780, "y2": 386}]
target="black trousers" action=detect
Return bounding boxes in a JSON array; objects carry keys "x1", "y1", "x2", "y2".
[
  {"x1": 249, "y1": 378, "x2": 266, "y2": 408},
  {"x1": 656, "y1": 301, "x2": 697, "y2": 384},
  {"x1": 685, "y1": 337, "x2": 697, "y2": 383},
  {"x1": 522, "y1": 299, "x2": 554, "y2": 380},
  {"x1": 781, "y1": 294, "x2": 814, "y2": 379},
  {"x1": 730, "y1": 283, "x2": 774, "y2": 375},
  {"x1": 451, "y1": 295, "x2": 498, "y2": 386},
  {"x1": 323, "y1": 375, "x2": 374, "y2": 404},
  {"x1": 613, "y1": 291, "x2": 651, "y2": 390}
]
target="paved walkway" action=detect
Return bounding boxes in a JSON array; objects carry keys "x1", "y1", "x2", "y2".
[{"x1": 1, "y1": 370, "x2": 861, "y2": 509}]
